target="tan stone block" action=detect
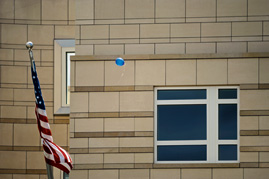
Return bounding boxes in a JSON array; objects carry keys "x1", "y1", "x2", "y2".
[
  {"x1": 95, "y1": 0, "x2": 124, "y2": 19},
  {"x1": 248, "y1": 42, "x2": 269, "y2": 53},
  {"x1": 94, "y1": 45, "x2": 124, "y2": 55},
  {"x1": 120, "y1": 169, "x2": 149, "y2": 179},
  {"x1": 50, "y1": 124, "x2": 68, "y2": 146},
  {"x1": 89, "y1": 92, "x2": 119, "y2": 112},
  {"x1": 81, "y1": 25, "x2": 109, "y2": 39},
  {"x1": 135, "y1": 60, "x2": 165, "y2": 85},
  {"x1": 104, "y1": 118, "x2": 134, "y2": 132},
  {"x1": 240, "y1": 116, "x2": 259, "y2": 130},
  {"x1": 0, "y1": 88, "x2": 13, "y2": 101},
  {"x1": 89, "y1": 138, "x2": 119, "y2": 148},
  {"x1": 75, "y1": 45, "x2": 94, "y2": 56},
  {"x1": 105, "y1": 60, "x2": 135, "y2": 86},
  {"x1": 76, "y1": 0, "x2": 94, "y2": 20},
  {"x1": 75, "y1": 61, "x2": 104, "y2": 86},
  {"x1": 244, "y1": 168, "x2": 269, "y2": 179},
  {"x1": 240, "y1": 90, "x2": 269, "y2": 110},
  {"x1": 110, "y1": 24, "x2": 139, "y2": 39},
  {"x1": 70, "y1": 138, "x2": 88, "y2": 148},
  {"x1": 197, "y1": 59, "x2": 227, "y2": 85},
  {"x1": 28, "y1": 25, "x2": 54, "y2": 45},
  {"x1": 14, "y1": 124, "x2": 40, "y2": 146},
  {"x1": 14, "y1": 89, "x2": 35, "y2": 102},
  {"x1": 248, "y1": 0, "x2": 269, "y2": 16},
  {"x1": 120, "y1": 137, "x2": 153, "y2": 148},
  {"x1": 241, "y1": 136, "x2": 269, "y2": 146},
  {"x1": 156, "y1": 0, "x2": 185, "y2": 18},
  {"x1": 240, "y1": 152, "x2": 258, "y2": 162},
  {"x1": 69, "y1": 170, "x2": 88, "y2": 179},
  {"x1": 263, "y1": 22, "x2": 269, "y2": 35},
  {"x1": 171, "y1": 23, "x2": 200, "y2": 38},
  {"x1": 88, "y1": 170, "x2": 118, "y2": 179},
  {"x1": 1, "y1": 24, "x2": 27, "y2": 44},
  {"x1": 125, "y1": 0, "x2": 154, "y2": 19},
  {"x1": 26, "y1": 151, "x2": 46, "y2": 169},
  {"x1": 259, "y1": 116, "x2": 269, "y2": 130},
  {"x1": 166, "y1": 60, "x2": 196, "y2": 85},
  {"x1": 0, "y1": 49, "x2": 13, "y2": 61},
  {"x1": 125, "y1": 44, "x2": 154, "y2": 55},
  {"x1": 228, "y1": 58, "x2": 258, "y2": 84},
  {"x1": 186, "y1": 43, "x2": 215, "y2": 54},
  {"x1": 232, "y1": 22, "x2": 262, "y2": 36},
  {"x1": 1, "y1": 106, "x2": 26, "y2": 119},
  {"x1": 0, "y1": 123, "x2": 13, "y2": 146},
  {"x1": 182, "y1": 169, "x2": 211, "y2": 179},
  {"x1": 42, "y1": 0, "x2": 68, "y2": 20},
  {"x1": 155, "y1": 44, "x2": 185, "y2": 54},
  {"x1": 259, "y1": 58, "x2": 269, "y2": 83},
  {"x1": 202, "y1": 23, "x2": 231, "y2": 37},
  {"x1": 217, "y1": 0, "x2": 247, "y2": 17},
  {"x1": 150, "y1": 169, "x2": 180, "y2": 179},
  {"x1": 0, "y1": 0, "x2": 14, "y2": 19},
  {"x1": 41, "y1": 50, "x2": 53, "y2": 62},
  {"x1": 120, "y1": 91, "x2": 153, "y2": 112},
  {"x1": 186, "y1": 0, "x2": 216, "y2": 17},
  {"x1": 135, "y1": 153, "x2": 153, "y2": 164},
  {"x1": 70, "y1": 92, "x2": 88, "y2": 113},
  {"x1": 213, "y1": 169, "x2": 243, "y2": 179},
  {"x1": 104, "y1": 153, "x2": 134, "y2": 163},
  {"x1": 55, "y1": 26, "x2": 75, "y2": 38},
  {"x1": 1, "y1": 66, "x2": 27, "y2": 84},
  {"x1": 141, "y1": 24, "x2": 169, "y2": 38},
  {"x1": 75, "y1": 118, "x2": 103, "y2": 132},
  {"x1": 69, "y1": 0, "x2": 75, "y2": 21},
  {"x1": 15, "y1": 0, "x2": 40, "y2": 20},
  {"x1": 260, "y1": 152, "x2": 269, "y2": 162},
  {"x1": 0, "y1": 174, "x2": 12, "y2": 179},
  {"x1": 135, "y1": 118, "x2": 153, "y2": 132},
  {"x1": 75, "y1": 154, "x2": 103, "y2": 164},
  {"x1": 217, "y1": 42, "x2": 247, "y2": 53},
  {"x1": 0, "y1": 151, "x2": 26, "y2": 169}
]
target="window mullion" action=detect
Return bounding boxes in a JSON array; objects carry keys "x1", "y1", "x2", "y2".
[{"x1": 208, "y1": 87, "x2": 218, "y2": 163}]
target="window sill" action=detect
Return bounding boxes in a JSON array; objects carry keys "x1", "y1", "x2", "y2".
[
  {"x1": 153, "y1": 163, "x2": 239, "y2": 168},
  {"x1": 55, "y1": 106, "x2": 70, "y2": 115}
]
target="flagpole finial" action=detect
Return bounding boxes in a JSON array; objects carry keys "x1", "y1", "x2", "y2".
[{"x1": 26, "y1": 41, "x2": 33, "y2": 50}]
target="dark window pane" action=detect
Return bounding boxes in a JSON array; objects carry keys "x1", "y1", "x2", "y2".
[
  {"x1": 157, "y1": 105, "x2": 207, "y2": 140},
  {"x1": 218, "y1": 89, "x2": 237, "y2": 99},
  {"x1": 157, "y1": 89, "x2": 206, "y2": 100},
  {"x1": 219, "y1": 145, "x2": 237, "y2": 161},
  {"x1": 219, "y1": 104, "x2": 237, "y2": 140},
  {"x1": 158, "y1": 145, "x2": 207, "y2": 161}
]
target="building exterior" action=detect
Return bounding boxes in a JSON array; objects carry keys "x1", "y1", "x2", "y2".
[{"x1": 1, "y1": 0, "x2": 269, "y2": 179}]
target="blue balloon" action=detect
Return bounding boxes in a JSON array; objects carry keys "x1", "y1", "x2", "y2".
[{"x1": 115, "y1": 57, "x2": 125, "y2": 66}]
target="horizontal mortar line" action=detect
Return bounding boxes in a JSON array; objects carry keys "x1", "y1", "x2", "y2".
[
  {"x1": 71, "y1": 52, "x2": 269, "y2": 61},
  {"x1": 0, "y1": 169, "x2": 47, "y2": 174},
  {"x1": 76, "y1": 15, "x2": 269, "y2": 21}
]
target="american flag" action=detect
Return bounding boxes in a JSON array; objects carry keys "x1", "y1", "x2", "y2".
[{"x1": 31, "y1": 57, "x2": 73, "y2": 174}]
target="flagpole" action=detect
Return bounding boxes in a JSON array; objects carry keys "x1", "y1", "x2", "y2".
[{"x1": 26, "y1": 41, "x2": 54, "y2": 179}]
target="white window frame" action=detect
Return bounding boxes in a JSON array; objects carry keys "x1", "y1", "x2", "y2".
[
  {"x1": 54, "y1": 39, "x2": 75, "y2": 114},
  {"x1": 154, "y1": 86, "x2": 240, "y2": 164}
]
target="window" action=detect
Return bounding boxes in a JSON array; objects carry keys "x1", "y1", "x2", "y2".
[
  {"x1": 154, "y1": 87, "x2": 239, "y2": 163},
  {"x1": 54, "y1": 40, "x2": 75, "y2": 114}
]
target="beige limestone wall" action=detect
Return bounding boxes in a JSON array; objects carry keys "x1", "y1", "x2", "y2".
[
  {"x1": 0, "y1": 0, "x2": 75, "y2": 178},
  {"x1": 70, "y1": 54, "x2": 269, "y2": 179},
  {"x1": 76, "y1": 0, "x2": 269, "y2": 56}
]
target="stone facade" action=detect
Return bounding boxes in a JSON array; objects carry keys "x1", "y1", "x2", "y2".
[{"x1": 1, "y1": 0, "x2": 269, "y2": 179}]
